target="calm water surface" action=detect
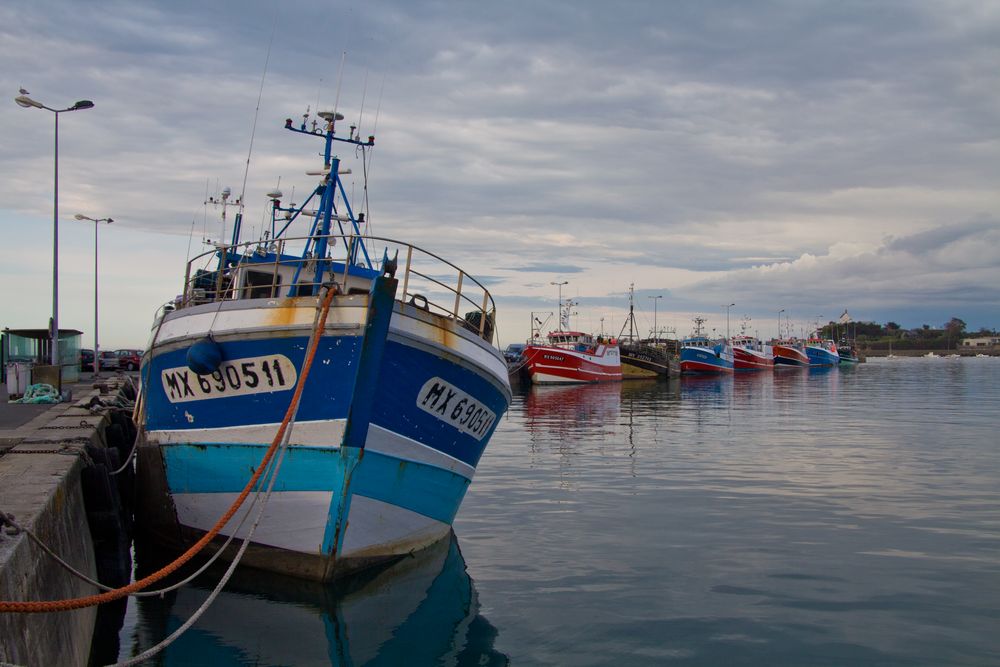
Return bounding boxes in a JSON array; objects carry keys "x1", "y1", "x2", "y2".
[{"x1": 112, "y1": 357, "x2": 1000, "y2": 665}]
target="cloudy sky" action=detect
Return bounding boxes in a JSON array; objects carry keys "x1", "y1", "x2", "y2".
[{"x1": 2, "y1": 0, "x2": 998, "y2": 349}]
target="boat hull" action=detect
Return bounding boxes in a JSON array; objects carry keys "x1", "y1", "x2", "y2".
[
  {"x1": 772, "y1": 344, "x2": 809, "y2": 367},
  {"x1": 522, "y1": 343, "x2": 622, "y2": 384},
  {"x1": 679, "y1": 347, "x2": 734, "y2": 375},
  {"x1": 805, "y1": 346, "x2": 840, "y2": 367},
  {"x1": 733, "y1": 348, "x2": 774, "y2": 371},
  {"x1": 619, "y1": 342, "x2": 674, "y2": 379},
  {"x1": 137, "y1": 295, "x2": 511, "y2": 581}
]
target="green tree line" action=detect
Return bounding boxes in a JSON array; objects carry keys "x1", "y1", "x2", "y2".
[{"x1": 819, "y1": 318, "x2": 997, "y2": 351}]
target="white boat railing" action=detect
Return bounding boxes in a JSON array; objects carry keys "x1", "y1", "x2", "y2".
[{"x1": 169, "y1": 234, "x2": 498, "y2": 344}]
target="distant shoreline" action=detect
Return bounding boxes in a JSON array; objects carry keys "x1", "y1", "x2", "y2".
[{"x1": 863, "y1": 349, "x2": 998, "y2": 357}]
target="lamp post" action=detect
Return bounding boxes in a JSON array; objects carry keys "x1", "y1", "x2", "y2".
[
  {"x1": 15, "y1": 91, "x2": 95, "y2": 382},
  {"x1": 724, "y1": 303, "x2": 735, "y2": 341},
  {"x1": 648, "y1": 295, "x2": 662, "y2": 342},
  {"x1": 550, "y1": 281, "x2": 568, "y2": 331},
  {"x1": 778, "y1": 308, "x2": 785, "y2": 339},
  {"x1": 74, "y1": 214, "x2": 113, "y2": 376}
]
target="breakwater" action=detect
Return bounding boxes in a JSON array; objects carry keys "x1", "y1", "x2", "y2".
[{"x1": 0, "y1": 379, "x2": 136, "y2": 667}]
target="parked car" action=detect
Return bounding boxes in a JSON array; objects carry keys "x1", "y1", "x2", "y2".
[
  {"x1": 503, "y1": 343, "x2": 526, "y2": 362},
  {"x1": 79, "y1": 349, "x2": 95, "y2": 372},
  {"x1": 116, "y1": 349, "x2": 142, "y2": 371},
  {"x1": 98, "y1": 350, "x2": 120, "y2": 371}
]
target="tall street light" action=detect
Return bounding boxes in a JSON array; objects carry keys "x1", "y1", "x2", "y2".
[
  {"x1": 74, "y1": 214, "x2": 113, "y2": 376},
  {"x1": 648, "y1": 295, "x2": 662, "y2": 342},
  {"x1": 778, "y1": 308, "x2": 785, "y2": 340},
  {"x1": 15, "y1": 91, "x2": 95, "y2": 383},
  {"x1": 550, "y1": 281, "x2": 568, "y2": 331},
  {"x1": 723, "y1": 303, "x2": 735, "y2": 341}
]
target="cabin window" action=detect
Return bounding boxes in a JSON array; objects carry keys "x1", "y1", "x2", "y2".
[{"x1": 244, "y1": 270, "x2": 281, "y2": 298}]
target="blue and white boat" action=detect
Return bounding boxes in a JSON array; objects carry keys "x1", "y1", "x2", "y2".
[
  {"x1": 136, "y1": 108, "x2": 511, "y2": 581},
  {"x1": 804, "y1": 337, "x2": 840, "y2": 367},
  {"x1": 679, "y1": 318, "x2": 734, "y2": 375}
]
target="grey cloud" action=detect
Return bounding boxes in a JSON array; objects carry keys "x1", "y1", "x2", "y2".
[
  {"x1": 884, "y1": 218, "x2": 999, "y2": 256},
  {"x1": 3, "y1": 0, "x2": 999, "y2": 345}
]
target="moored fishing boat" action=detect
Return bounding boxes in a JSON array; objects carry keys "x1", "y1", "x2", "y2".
[
  {"x1": 521, "y1": 293, "x2": 622, "y2": 384},
  {"x1": 521, "y1": 331, "x2": 622, "y2": 384},
  {"x1": 805, "y1": 337, "x2": 840, "y2": 366},
  {"x1": 838, "y1": 340, "x2": 861, "y2": 364},
  {"x1": 617, "y1": 284, "x2": 675, "y2": 379},
  {"x1": 679, "y1": 318, "x2": 733, "y2": 375},
  {"x1": 771, "y1": 339, "x2": 810, "y2": 367},
  {"x1": 732, "y1": 335, "x2": 774, "y2": 371},
  {"x1": 135, "y1": 107, "x2": 511, "y2": 581}
]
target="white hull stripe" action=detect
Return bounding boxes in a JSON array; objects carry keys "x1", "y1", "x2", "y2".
[
  {"x1": 339, "y1": 494, "x2": 449, "y2": 559},
  {"x1": 153, "y1": 299, "x2": 368, "y2": 346},
  {"x1": 151, "y1": 300, "x2": 510, "y2": 391},
  {"x1": 365, "y1": 424, "x2": 476, "y2": 479},
  {"x1": 173, "y1": 490, "x2": 332, "y2": 554},
  {"x1": 146, "y1": 419, "x2": 346, "y2": 448}
]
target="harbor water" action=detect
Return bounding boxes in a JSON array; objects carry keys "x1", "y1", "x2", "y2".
[{"x1": 109, "y1": 357, "x2": 1000, "y2": 665}]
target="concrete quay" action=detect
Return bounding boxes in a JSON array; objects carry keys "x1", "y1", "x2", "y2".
[{"x1": 0, "y1": 377, "x2": 134, "y2": 667}]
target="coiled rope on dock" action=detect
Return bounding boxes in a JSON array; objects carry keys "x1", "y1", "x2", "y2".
[{"x1": 0, "y1": 284, "x2": 338, "y2": 614}]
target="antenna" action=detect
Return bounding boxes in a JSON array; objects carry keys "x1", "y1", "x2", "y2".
[
  {"x1": 357, "y1": 68, "x2": 369, "y2": 137},
  {"x1": 332, "y1": 50, "x2": 347, "y2": 126},
  {"x1": 205, "y1": 186, "x2": 242, "y2": 250}
]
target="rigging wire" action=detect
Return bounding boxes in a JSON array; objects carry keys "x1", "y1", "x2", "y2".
[
  {"x1": 362, "y1": 74, "x2": 386, "y2": 231},
  {"x1": 238, "y1": 11, "x2": 279, "y2": 209}
]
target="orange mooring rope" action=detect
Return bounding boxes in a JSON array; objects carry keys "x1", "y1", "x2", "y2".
[{"x1": 0, "y1": 286, "x2": 338, "y2": 614}]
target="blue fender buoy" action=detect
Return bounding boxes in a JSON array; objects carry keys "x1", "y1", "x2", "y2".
[{"x1": 187, "y1": 335, "x2": 223, "y2": 375}]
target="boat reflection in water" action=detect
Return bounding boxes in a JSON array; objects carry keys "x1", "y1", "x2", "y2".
[
  {"x1": 126, "y1": 534, "x2": 507, "y2": 666},
  {"x1": 523, "y1": 383, "x2": 621, "y2": 434},
  {"x1": 679, "y1": 374, "x2": 733, "y2": 403}
]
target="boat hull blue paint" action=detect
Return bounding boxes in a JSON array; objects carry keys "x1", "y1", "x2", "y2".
[
  {"x1": 138, "y1": 301, "x2": 510, "y2": 580},
  {"x1": 805, "y1": 346, "x2": 840, "y2": 367},
  {"x1": 679, "y1": 346, "x2": 734, "y2": 374}
]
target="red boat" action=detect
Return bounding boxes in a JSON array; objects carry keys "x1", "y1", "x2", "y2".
[
  {"x1": 522, "y1": 331, "x2": 622, "y2": 384},
  {"x1": 732, "y1": 335, "x2": 774, "y2": 371},
  {"x1": 771, "y1": 339, "x2": 810, "y2": 367}
]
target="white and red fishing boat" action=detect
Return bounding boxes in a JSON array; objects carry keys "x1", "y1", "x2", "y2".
[
  {"x1": 732, "y1": 335, "x2": 774, "y2": 371},
  {"x1": 522, "y1": 331, "x2": 622, "y2": 384},
  {"x1": 521, "y1": 295, "x2": 621, "y2": 384}
]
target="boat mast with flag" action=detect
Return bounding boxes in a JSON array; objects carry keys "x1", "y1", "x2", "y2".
[{"x1": 136, "y1": 104, "x2": 512, "y2": 582}]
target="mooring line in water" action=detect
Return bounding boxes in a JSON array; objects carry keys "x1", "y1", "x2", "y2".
[
  {"x1": 0, "y1": 285, "x2": 338, "y2": 614},
  {"x1": 0, "y1": 445, "x2": 276, "y2": 601},
  {"x1": 111, "y1": 382, "x2": 303, "y2": 666}
]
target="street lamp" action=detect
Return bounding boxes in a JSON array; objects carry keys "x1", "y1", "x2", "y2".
[
  {"x1": 550, "y1": 281, "x2": 568, "y2": 331},
  {"x1": 74, "y1": 214, "x2": 113, "y2": 376},
  {"x1": 15, "y1": 91, "x2": 95, "y2": 383},
  {"x1": 648, "y1": 295, "x2": 662, "y2": 342},
  {"x1": 723, "y1": 303, "x2": 735, "y2": 341},
  {"x1": 778, "y1": 308, "x2": 785, "y2": 339}
]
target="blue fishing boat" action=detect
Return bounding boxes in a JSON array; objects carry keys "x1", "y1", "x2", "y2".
[
  {"x1": 679, "y1": 317, "x2": 734, "y2": 375},
  {"x1": 804, "y1": 337, "x2": 840, "y2": 367},
  {"x1": 136, "y1": 107, "x2": 511, "y2": 581}
]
